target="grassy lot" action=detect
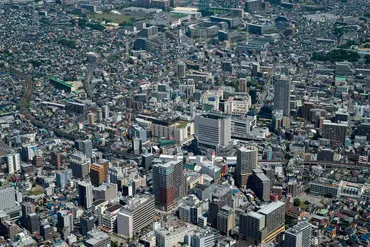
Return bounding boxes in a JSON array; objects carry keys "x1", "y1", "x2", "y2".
[{"x1": 88, "y1": 13, "x2": 141, "y2": 23}]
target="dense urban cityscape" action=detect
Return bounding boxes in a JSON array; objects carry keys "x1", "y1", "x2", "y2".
[{"x1": 0, "y1": 0, "x2": 370, "y2": 246}]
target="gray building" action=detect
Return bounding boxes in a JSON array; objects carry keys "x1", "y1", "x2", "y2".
[
  {"x1": 0, "y1": 187, "x2": 16, "y2": 212},
  {"x1": 274, "y1": 78, "x2": 291, "y2": 116},
  {"x1": 208, "y1": 186, "x2": 232, "y2": 228},
  {"x1": 117, "y1": 194, "x2": 155, "y2": 238},
  {"x1": 70, "y1": 152, "x2": 90, "y2": 179},
  {"x1": 194, "y1": 113, "x2": 232, "y2": 155},
  {"x1": 78, "y1": 181, "x2": 93, "y2": 209},
  {"x1": 185, "y1": 229, "x2": 215, "y2": 247},
  {"x1": 239, "y1": 201, "x2": 285, "y2": 244},
  {"x1": 248, "y1": 169, "x2": 271, "y2": 201},
  {"x1": 85, "y1": 230, "x2": 110, "y2": 247},
  {"x1": 235, "y1": 146, "x2": 258, "y2": 189},
  {"x1": 285, "y1": 221, "x2": 312, "y2": 247},
  {"x1": 93, "y1": 183, "x2": 117, "y2": 201}
]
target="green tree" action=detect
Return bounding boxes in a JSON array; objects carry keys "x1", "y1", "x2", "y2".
[{"x1": 293, "y1": 198, "x2": 301, "y2": 207}]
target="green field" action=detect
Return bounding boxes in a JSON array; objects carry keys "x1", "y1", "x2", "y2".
[{"x1": 88, "y1": 13, "x2": 141, "y2": 24}]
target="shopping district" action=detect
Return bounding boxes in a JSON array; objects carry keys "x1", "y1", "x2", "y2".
[{"x1": 2, "y1": 0, "x2": 370, "y2": 245}]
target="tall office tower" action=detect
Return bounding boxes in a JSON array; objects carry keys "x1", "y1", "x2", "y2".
[
  {"x1": 248, "y1": 169, "x2": 271, "y2": 201},
  {"x1": 274, "y1": 78, "x2": 291, "y2": 116},
  {"x1": 239, "y1": 201, "x2": 285, "y2": 245},
  {"x1": 152, "y1": 160, "x2": 184, "y2": 211},
  {"x1": 78, "y1": 181, "x2": 93, "y2": 209},
  {"x1": 0, "y1": 221, "x2": 18, "y2": 241},
  {"x1": 51, "y1": 151, "x2": 61, "y2": 170},
  {"x1": 40, "y1": 223, "x2": 53, "y2": 241},
  {"x1": 208, "y1": 186, "x2": 232, "y2": 228},
  {"x1": 217, "y1": 206, "x2": 235, "y2": 236},
  {"x1": 194, "y1": 113, "x2": 232, "y2": 150},
  {"x1": 57, "y1": 210, "x2": 73, "y2": 239},
  {"x1": 177, "y1": 61, "x2": 186, "y2": 78},
  {"x1": 90, "y1": 163, "x2": 105, "y2": 186},
  {"x1": 70, "y1": 152, "x2": 90, "y2": 179},
  {"x1": 93, "y1": 183, "x2": 118, "y2": 201},
  {"x1": 80, "y1": 211, "x2": 95, "y2": 236},
  {"x1": 97, "y1": 108, "x2": 103, "y2": 122},
  {"x1": 0, "y1": 187, "x2": 16, "y2": 211},
  {"x1": 239, "y1": 78, "x2": 247, "y2": 93},
  {"x1": 322, "y1": 120, "x2": 348, "y2": 146},
  {"x1": 56, "y1": 170, "x2": 72, "y2": 189},
  {"x1": 7, "y1": 153, "x2": 21, "y2": 174},
  {"x1": 235, "y1": 146, "x2": 258, "y2": 189},
  {"x1": 26, "y1": 213, "x2": 40, "y2": 233},
  {"x1": 252, "y1": 62, "x2": 260, "y2": 77},
  {"x1": 21, "y1": 145, "x2": 36, "y2": 162},
  {"x1": 21, "y1": 202, "x2": 35, "y2": 219},
  {"x1": 81, "y1": 139, "x2": 93, "y2": 159},
  {"x1": 117, "y1": 195, "x2": 155, "y2": 238},
  {"x1": 102, "y1": 105, "x2": 109, "y2": 119},
  {"x1": 285, "y1": 221, "x2": 312, "y2": 247},
  {"x1": 87, "y1": 112, "x2": 95, "y2": 126}
]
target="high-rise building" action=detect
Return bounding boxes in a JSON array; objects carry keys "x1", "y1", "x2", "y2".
[
  {"x1": 239, "y1": 78, "x2": 247, "y2": 93},
  {"x1": 248, "y1": 169, "x2": 271, "y2": 201},
  {"x1": 26, "y1": 213, "x2": 40, "y2": 233},
  {"x1": 70, "y1": 152, "x2": 90, "y2": 179},
  {"x1": 274, "y1": 78, "x2": 291, "y2": 116},
  {"x1": 235, "y1": 146, "x2": 258, "y2": 189},
  {"x1": 0, "y1": 221, "x2": 18, "y2": 241},
  {"x1": 80, "y1": 211, "x2": 95, "y2": 236},
  {"x1": 217, "y1": 206, "x2": 235, "y2": 236},
  {"x1": 56, "y1": 169, "x2": 72, "y2": 189},
  {"x1": 194, "y1": 113, "x2": 232, "y2": 152},
  {"x1": 40, "y1": 223, "x2": 53, "y2": 240},
  {"x1": 6, "y1": 153, "x2": 21, "y2": 174},
  {"x1": 208, "y1": 186, "x2": 232, "y2": 228},
  {"x1": 57, "y1": 210, "x2": 73, "y2": 239},
  {"x1": 285, "y1": 221, "x2": 312, "y2": 247},
  {"x1": 78, "y1": 181, "x2": 93, "y2": 209},
  {"x1": 97, "y1": 108, "x2": 103, "y2": 122},
  {"x1": 93, "y1": 183, "x2": 117, "y2": 201},
  {"x1": 177, "y1": 61, "x2": 186, "y2": 78},
  {"x1": 239, "y1": 201, "x2": 285, "y2": 245},
  {"x1": 0, "y1": 187, "x2": 16, "y2": 212},
  {"x1": 80, "y1": 140, "x2": 93, "y2": 159},
  {"x1": 322, "y1": 120, "x2": 347, "y2": 146},
  {"x1": 90, "y1": 163, "x2": 105, "y2": 186},
  {"x1": 102, "y1": 105, "x2": 109, "y2": 119},
  {"x1": 117, "y1": 194, "x2": 155, "y2": 238},
  {"x1": 51, "y1": 151, "x2": 61, "y2": 170},
  {"x1": 152, "y1": 159, "x2": 184, "y2": 211},
  {"x1": 88, "y1": 112, "x2": 95, "y2": 126}
]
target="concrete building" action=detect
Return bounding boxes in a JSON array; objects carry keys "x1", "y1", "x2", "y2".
[
  {"x1": 117, "y1": 195, "x2": 155, "y2": 238},
  {"x1": 152, "y1": 121, "x2": 194, "y2": 144},
  {"x1": 239, "y1": 201, "x2": 285, "y2": 244},
  {"x1": 78, "y1": 181, "x2": 93, "y2": 209},
  {"x1": 322, "y1": 120, "x2": 348, "y2": 146},
  {"x1": 93, "y1": 183, "x2": 118, "y2": 201},
  {"x1": 285, "y1": 221, "x2": 312, "y2": 247},
  {"x1": 248, "y1": 169, "x2": 271, "y2": 201},
  {"x1": 177, "y1": 61, "x2": 186, "y2": 78},
  {"x1": 155, "y1": 226, "x2": 193, "y2": 247},
  {"x1": 152, "y1": 160, "x2": 184, "y2": 211},
  {"x1": 235, "y1": 146, "x2": 258, "y2": 189},
  {"x1": 224, "y1": 96, "x2": 251, "y2": 115},
  {"x1": 57, "y1": 210, "x2": 73, "y2": 239},
  {"x1": 70, "y1": 152, "x2": 90, "y2": 179},
  {"x1": 85, "y1": 230, "x2": 110, "y2": 247},
  {"x1": 185, "y1": 229, "x2": 215, "y2": 247},
  {"x1": 194, "y1": 113, "x2": 232, "y2": 155},
  {"x1": 274, "y1": 78, "x2": 291, "y2": 116},
  {"x1": 6, "y1": 153, "x2": 21, "y2": 174},
  {"x1": 90, "y1": 163, "x2": 105, "y2": 186},
  {"x1": 217, "y1": 206, "x2": 235, "y2": 236},
  {"x1": 0, "y1": 187, "x2": 16, "y2": 212},
  {"x1": 208, "y1": 186, "x2": 233, "y2": 228},
  {"x1": 245, "y1": 0, "x2": 262, "y2": 12},
  {"x1": 80, "y1": 211, "x2": 95, "y2": 236}
]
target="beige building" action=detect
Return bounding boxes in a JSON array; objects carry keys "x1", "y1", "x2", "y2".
[
  {"x1": 224, "y1": 96, "x2": 251, "y2": 115},
  {"x1": 152, "y1": 121, "x2": 194, "y2": 143}
]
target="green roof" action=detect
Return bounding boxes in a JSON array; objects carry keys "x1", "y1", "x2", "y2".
[
  {"x1": 318, "y1": 209, "x2": 329, "y2": 215},
  {"x1": 159, "y1": 140, "x2": 175, "y2": 146},
  {"x1": 50, "y1": 78, "x2": 72, "y2": 88},
  {"x1": 335, "y1": 76, "x2": 347, "y2": 81}
]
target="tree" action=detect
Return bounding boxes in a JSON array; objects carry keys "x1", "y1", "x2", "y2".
[{"x1": 293, "y1": 198, "x2": 301, "y2": 207}]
